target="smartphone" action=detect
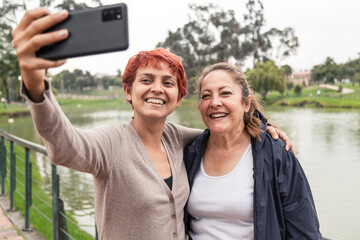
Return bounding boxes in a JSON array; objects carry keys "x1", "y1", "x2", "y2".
[{"x1": 36, "y1": 3, "x2": 129, "y2": 60}]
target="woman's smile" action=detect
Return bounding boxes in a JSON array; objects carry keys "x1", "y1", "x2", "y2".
[{"x1": 145, "y1": 98, "x2": 166, "y2": 105}]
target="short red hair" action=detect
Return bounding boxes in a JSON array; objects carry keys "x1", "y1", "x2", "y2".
[{"x1": 122, "y1": 48, "x2": 187, "y2": 100}]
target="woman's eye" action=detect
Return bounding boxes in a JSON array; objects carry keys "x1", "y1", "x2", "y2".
[
  {"x1": 201, "y1": 94, "x2": 210, "y2": 99},
  {"x1": 164, "y1": 81, "x2": 175, "y2": 86},
  {"x1": 221, "y1": 91, "x2": 231, "y2": 96},
  {"x1": 140, "y1": 79, "x2": 151, "y2": 83}
]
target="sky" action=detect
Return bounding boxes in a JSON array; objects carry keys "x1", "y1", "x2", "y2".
[{"x1": 45, "y1": 0, "x2": 360, "y2": 76}]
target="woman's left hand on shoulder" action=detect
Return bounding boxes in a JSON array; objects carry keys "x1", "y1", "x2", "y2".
[{"x1": 266, "y1": 125, "x2": 296, "y2": 155}]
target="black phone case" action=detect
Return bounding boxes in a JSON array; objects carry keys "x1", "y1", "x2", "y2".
[{"x1": 36, "y1": 3, "x2": 129, "y2": 60}]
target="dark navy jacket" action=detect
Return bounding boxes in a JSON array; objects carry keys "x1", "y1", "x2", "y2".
[{"x1": 184, "y1": 110, "x2": 322, "y2": 240}]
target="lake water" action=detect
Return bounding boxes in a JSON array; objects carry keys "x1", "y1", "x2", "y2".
[{"x1": 1, "y1": 105, "x2": 359, "y2": 240}]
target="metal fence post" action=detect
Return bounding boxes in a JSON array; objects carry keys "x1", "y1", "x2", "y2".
[
  {"x1": 0, "y1": 136, "x2": 6, "y2": 196},
  {"x1": 95, "y1": 223, "x2": 98, "y2": 240},
  {"x1": 24, "y1": 147, "x2": 33, "y2": 231},
  {"x1": 9, "y1": 141, "x2": 16, "y2": 211},
  {"x1": 58, "y1": 197, "x2": 69, "y2": 240},
  {"x1": 52, "y1": 164, "x2": 59, "y2": 240}
]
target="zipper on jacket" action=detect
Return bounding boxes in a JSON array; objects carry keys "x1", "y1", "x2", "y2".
[{"x1": 252, "y1": 138, "x2": 257, "y2": 240}]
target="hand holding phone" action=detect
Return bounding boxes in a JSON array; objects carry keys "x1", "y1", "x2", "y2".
[{"x1": 36, "y1": 3, "x2": 129, "y2": 60}]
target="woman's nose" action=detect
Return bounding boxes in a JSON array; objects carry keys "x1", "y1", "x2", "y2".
[
  {"x1": 151, "y1": 81, "x2": 164, "y2": 94},
  {"x1": 210, "y1": 95, "x2": 222, "y2": 107}
]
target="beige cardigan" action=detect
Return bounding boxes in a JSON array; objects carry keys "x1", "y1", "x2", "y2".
[{"x1": 21, "y1": 80, "x2": 202, "y2": 240}]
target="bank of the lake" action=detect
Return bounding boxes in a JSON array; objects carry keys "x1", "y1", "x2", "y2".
[
  {"x1": 1, "y1": 82, "x2": 360, "y2": 118},
  {"x1": 267, "y1": 83, "x2": 360, "y2": 108},
  {"x1": 0, "y1": 97, "x2": 132, "y2": 117},
  {"x1": 0, "y1": 103, "x2": 29, "y2": 117}
]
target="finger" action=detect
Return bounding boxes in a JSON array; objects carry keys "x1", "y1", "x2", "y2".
[
  {"x1": 266, "y1": 126, "x2": 279, "y2": 140},
  {"x1": 16, "y1": 29, "x2": 69, "y2": 55},
  {"x1": 13, "y1": 7, "x2": 51, "y2": 37},
  {"x1": 26, "y1": 10, "x2": 69, "y2": 38},
  {"x1": 20, "y1": 57, "x2": 67, "y2": 71},
  {"x1": 13, "y1": 9, "x2": 68, "y2": 48},
  {"x1": 277, "y1": 130, "x2": 293, "y2": 151}
]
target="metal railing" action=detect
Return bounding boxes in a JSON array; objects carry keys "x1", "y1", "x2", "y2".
[{"x1": 0, "y1": 129, "x2": 97, "y2": 240}]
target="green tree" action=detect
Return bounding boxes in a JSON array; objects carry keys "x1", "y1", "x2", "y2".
[
  {"x1": 286, "y1": 81, "x2": 294, "y2": 91},
  {"x1": 55, "y1": 0, "x2": 102, "y2": 11},
  {"x1": 51, "y1": 70, "x2": 75, "y2": 91},
  {"x1": 294, "y1": 84, "x2": 302, "y2": 96},
  {"x1": 115, "y1": 68, "x2": 123, "y2": 87},
  {"x1": 242, "y1": 0, "x2": 299, "y2": 66},
  {"x1": 343, "y1": 57, "x2": 360, "y2": 85},
  {"x1": 246, "y1": 60, "x2": 285, "y2": 99},
  {"x1": 281, "y1": 64, "x2": 292, "y2": 76},
  {"x1": 100, "y1": 75, "x2": 118, "y2": 90},
  {"x1": 52, "y1": 69, "x2": 97, "y2": 91},
  {"x1": 158, "y1": 1, "x2": 299, "y2": 95},
  {"x1": 311, "y1": 55, "x2": 360, "y2": 86},
  {"x1": 0, "y1": 52, "x2": 21, "y2": 102},
  {"x1": 311, "y1": 57, "x2": 340, "y2": 84},
  {"x1": 157, "y1": 3, "x2": 244, "y2": 93},
  {"x1": 0, "y1": 1, "x2": 26, "y2": 102},
  {"x1": 187, "y1": 76, "x2": 198, "y2": 98},
  {"x1": 75, "y1": 71, "x2": 95, "y2": 91},
  {"x1": 354, "y1": 72, "x2": 360, "y2": 86}
]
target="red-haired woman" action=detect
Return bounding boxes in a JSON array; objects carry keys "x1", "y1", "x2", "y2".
[{"x1": 12, "y1": 8, "x2": 293, "y2": 240}]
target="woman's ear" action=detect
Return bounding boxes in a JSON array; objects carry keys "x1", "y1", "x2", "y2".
[
  {"x1": 125, "y1": 87, "x2": 132, "y2": 103},
  {"x1": 175, "y1": 97, "x2": 182, "y2": 107},
  {"x1": 244, "y1": 95, "x2": 252, "y2": 113}
]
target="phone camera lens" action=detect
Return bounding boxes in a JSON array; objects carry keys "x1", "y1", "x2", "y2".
[{"x1": 102, "y1": 7, "x2": 122, "y2": 22}]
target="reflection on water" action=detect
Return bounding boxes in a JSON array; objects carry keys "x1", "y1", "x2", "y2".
[
  {"x1": 264, "y1": 107, "x2": 360, "y2": 240},
  {"x1": 1, "y1": 106, "x2": 360, "y2": 239}
]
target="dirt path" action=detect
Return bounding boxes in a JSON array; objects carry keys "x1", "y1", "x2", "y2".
[{"x1": 319, "y1": 84, "x2": 355, "y2": 94}]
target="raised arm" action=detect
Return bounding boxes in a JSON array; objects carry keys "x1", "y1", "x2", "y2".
[
  {"x1": 11, "y1": 7, "x2": 69, "y2": 102},
  {"x1": 13, "y1": 8, "x2": 116, "y2": 177}
]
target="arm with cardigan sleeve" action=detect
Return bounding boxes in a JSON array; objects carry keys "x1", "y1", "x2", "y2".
[
  {"x1": 180, "y1": 127, "x2": 203, "y2": 147},
  {"x1": 165, "y1": 122, "x2": 203, "y2": 148},
  {"x1": 278, "y1": 148, "x2": 322, "y2": 239},
  {"x1": 21, "y1": 80, "x2": 115, "y2": 177}
]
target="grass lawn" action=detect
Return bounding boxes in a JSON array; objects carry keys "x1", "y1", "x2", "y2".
[
  {"x1": 266, "y1": 83, "x2": 360, "y2": 108},
  {"x1": 0, "y1": 102, "x2": 28, "y2": 117},
  {"x1": 57, "y1": 97, "x2": 131, "y2": 112}
]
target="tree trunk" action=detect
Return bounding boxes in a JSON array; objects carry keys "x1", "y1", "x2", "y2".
[{"x1": 1, "y1": 77, "x2": 9, "y2": 103}]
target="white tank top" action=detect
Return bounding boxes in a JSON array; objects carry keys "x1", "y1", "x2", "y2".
[{"x1": 187, "y1": 143, "x2": 254, "y2": 240}]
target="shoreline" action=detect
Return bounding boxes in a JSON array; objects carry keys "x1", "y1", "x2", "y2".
[{"x1": 0, "y1": 96, "x2": 359, "y2": 120}]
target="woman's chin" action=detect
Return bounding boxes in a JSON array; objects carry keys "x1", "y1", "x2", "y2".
[{"x1": 208, "y1": 126, "x2": 229, "y2": 135}]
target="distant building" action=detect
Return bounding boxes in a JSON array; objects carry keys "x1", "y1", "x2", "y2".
[{"x1": 285, "y1": 70, "x2": 312, "y2": 86}]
